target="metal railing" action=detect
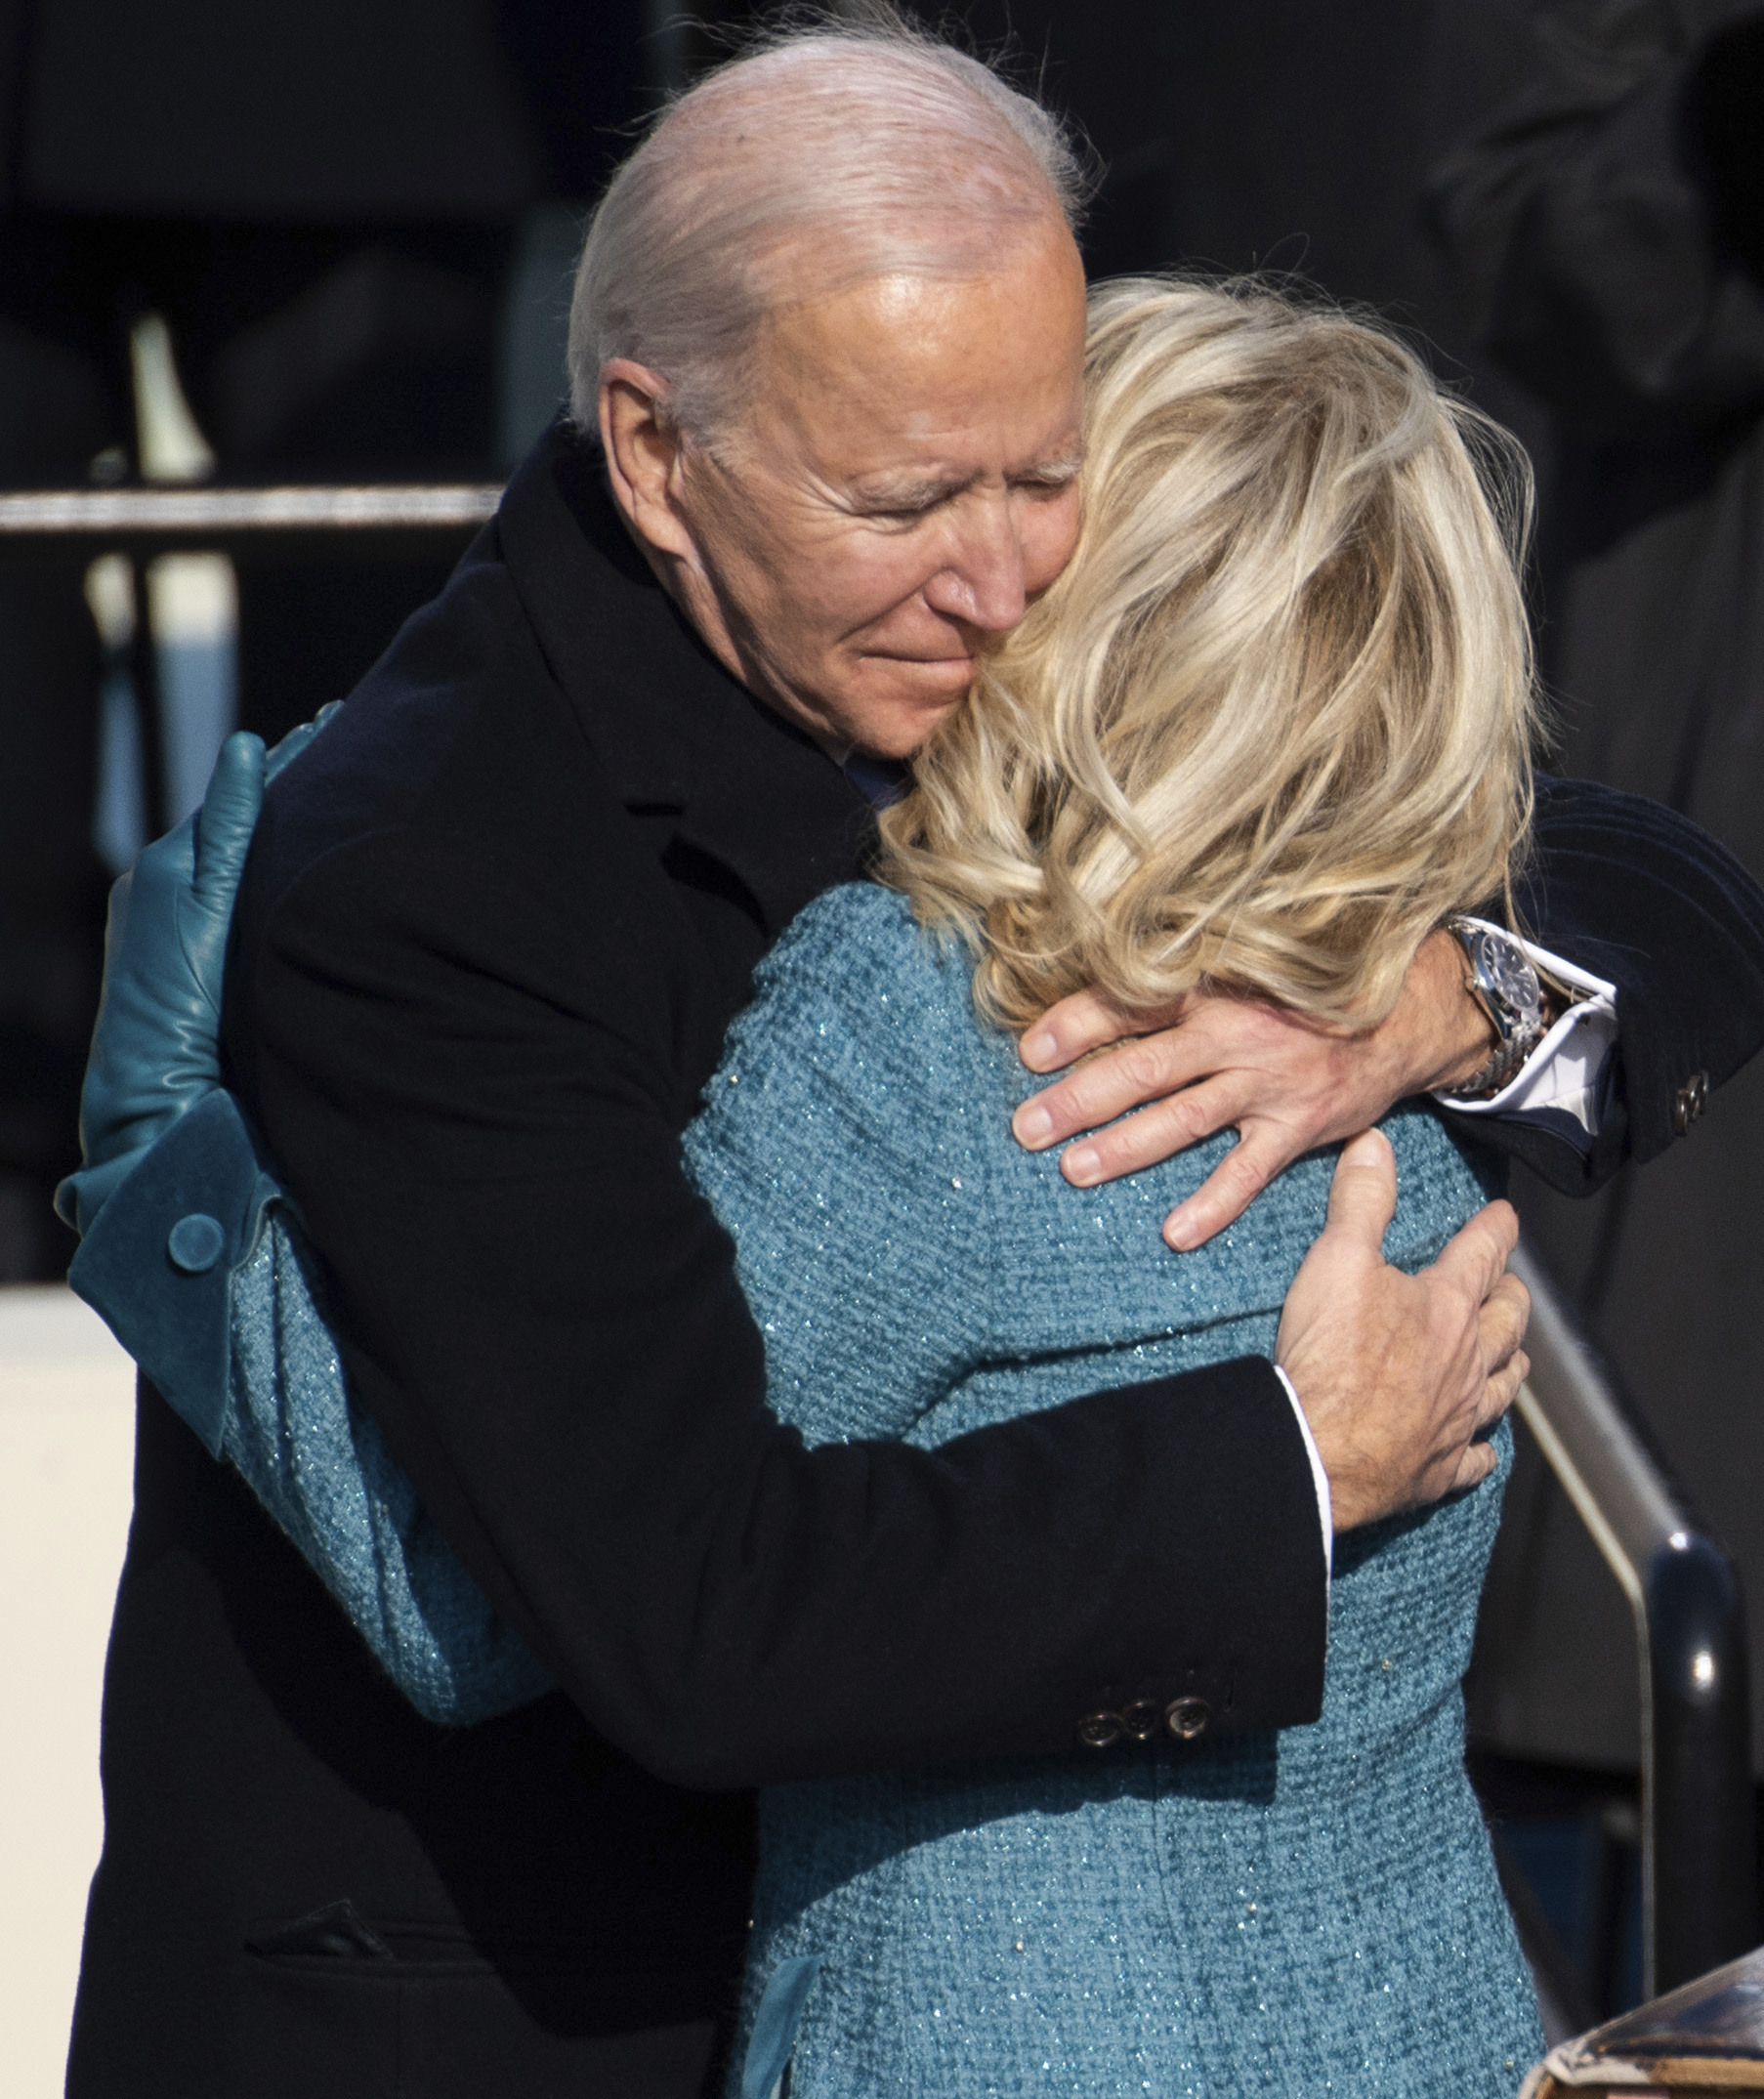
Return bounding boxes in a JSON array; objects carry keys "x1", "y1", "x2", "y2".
[
  {"x1": 0, "y1": 482, "x2": 504, "y2": 557},
  {"x1": 0, "y1": 480, "x2": 506, "y2": 834},
  {"x1": 1511, "y1": 1241, "x2": 1756, "y2": 1997}
]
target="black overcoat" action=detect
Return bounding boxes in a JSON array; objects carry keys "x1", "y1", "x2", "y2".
[{"x1": 68, "y1": 420, "x2": 1764, "y2": 2097}]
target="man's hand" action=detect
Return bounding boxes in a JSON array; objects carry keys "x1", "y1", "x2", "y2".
[
  {"x1": 1012, "y1": 929, "x2": 1497, "y2": 1248},
  {"x1": 1278, "y1": 1129, "x2": 1530, "y2": 1531}
]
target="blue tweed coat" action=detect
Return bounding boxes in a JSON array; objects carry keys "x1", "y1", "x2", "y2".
[
  {"x1": 219, "y1": 881, "x2": 1541, "y2": 2096},
  {"x1": 680, "y1": 886, "x2": 1543, "y2": 2099}
]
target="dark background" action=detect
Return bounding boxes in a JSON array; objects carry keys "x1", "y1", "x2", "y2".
[{"x1": 4, "y1": 0, "x2": 1761, "y2": 2028}]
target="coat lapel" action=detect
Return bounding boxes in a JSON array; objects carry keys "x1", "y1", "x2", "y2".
[{"x1": 497, "y1": 417, "x2": 875, "y2": 938}]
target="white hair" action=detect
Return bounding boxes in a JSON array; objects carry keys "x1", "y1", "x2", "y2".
[{"x1": 567, "y1": 9, "x2": 1091, "y2": 443}]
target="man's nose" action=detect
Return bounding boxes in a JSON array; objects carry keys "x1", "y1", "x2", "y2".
[{"x1": 922, "y1": 496, "x2": 1029, "y2": 633}]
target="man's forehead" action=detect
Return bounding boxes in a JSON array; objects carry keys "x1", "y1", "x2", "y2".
[
  {"x1": 755, "y1": 227, "x2": 1083, "y2": 378},
  {"x1": 745, "y1": 238, "x2": 1086, "y2": 482}
]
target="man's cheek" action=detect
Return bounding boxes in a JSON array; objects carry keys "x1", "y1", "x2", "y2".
[
  {"x1": 1025, "y1": 499, "x2": 1082, "y2": 596},
  {"x1": 816, "y1": 540, "x2": 932, "y2": 627}
]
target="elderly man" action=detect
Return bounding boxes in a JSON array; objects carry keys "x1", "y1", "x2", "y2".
[{"x1": 63, "y1": 21, "x2": 1764, "y2": 2099}]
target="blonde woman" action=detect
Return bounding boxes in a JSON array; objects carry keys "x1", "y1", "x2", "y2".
[
  {"x1": 74, "y1": 280, "x2": 1544, "y2": 2093},
  {"x1": 703, "y1": 277, "x2": 1544, "y2": 2095}
]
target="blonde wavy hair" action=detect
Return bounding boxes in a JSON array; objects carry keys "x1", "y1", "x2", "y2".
[{"x1": 877, "y1": 276, "x2": 1541, "y2": 1030}]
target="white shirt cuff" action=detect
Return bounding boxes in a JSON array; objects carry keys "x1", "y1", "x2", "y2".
[
  {"x1": 1431, "y1": 926, "x2": 1618, "y2": 1139},
  {"x1": 1274, "y1": 1364, "x2": 1331, "y2": 1585}
]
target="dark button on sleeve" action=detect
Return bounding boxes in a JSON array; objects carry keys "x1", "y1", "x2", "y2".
[
  {"x1": 1076, "y1": 1710, "x2": 1124, "y2": 1750},
  {"x1": 1165, "y1": 1695, "x2": 1212, "y2": 1742},
  {"x1": 1673, "y1": 1070, "x2": 1710, "y2": 1135},
  {"x1": 1120, "y1": 1699, "x2": 1162, "y2": 1742}
]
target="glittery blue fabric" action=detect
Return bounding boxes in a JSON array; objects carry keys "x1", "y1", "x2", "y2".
[
  {"x1": 224, "y1": 1228, "x2": 553, "y2": 1725},
  {"x1": 215, "y1": 878, "x2": 1538, "y2": 2090},
  {"x1": 681, "y1": 886, "x2": 1541, "y2": 2099}
]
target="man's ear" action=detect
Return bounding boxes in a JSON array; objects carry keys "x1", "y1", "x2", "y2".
[{"x1": 599, "y1": 359, "x2": 697, "y2": 561}]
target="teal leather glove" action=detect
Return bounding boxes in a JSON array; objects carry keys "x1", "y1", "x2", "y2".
[
  {"x1": 61, "y1": 704, "x2": 340, "y2": 1451},
  {"x1": 55, "y1": 705, "x2": 340, "y2": 1236}
]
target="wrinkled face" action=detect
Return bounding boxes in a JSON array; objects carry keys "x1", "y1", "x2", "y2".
[{"x1": 673, "y1": 220, "x2": 1087, "y2": 758}]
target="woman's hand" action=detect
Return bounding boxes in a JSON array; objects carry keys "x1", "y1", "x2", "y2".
[
  {"x1": 54, "y1": 706, "x2": 340, "y2": 1237},
  {"x1": 1011, "y1": 929, "x2": 1498, "y2": 1249}
]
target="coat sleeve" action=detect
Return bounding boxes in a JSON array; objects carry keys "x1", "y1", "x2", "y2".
[
  {"x1": 63, "y1": 1085, "x2": 553, "y2": 1727},
  {"x1": 236, "y1": 826, "x2": 1327, "y2": 1787},
  {"x1": 1474, "y1": 773, "x2": 1764, "y2": 1192}
]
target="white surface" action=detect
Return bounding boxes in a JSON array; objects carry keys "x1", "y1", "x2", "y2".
[{"x1": 0, "y1": 1286, "x2": 136, "y2": 2097}]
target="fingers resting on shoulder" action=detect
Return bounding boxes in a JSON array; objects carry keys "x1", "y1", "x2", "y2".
[{"x1": 1278, "y1": 1151, "x2": 1531, "y2": 1533}]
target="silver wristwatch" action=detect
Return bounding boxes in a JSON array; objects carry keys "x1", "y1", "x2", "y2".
[{"x1": 1441, "y1": 915, "x2": 1549, "y2": 1101}]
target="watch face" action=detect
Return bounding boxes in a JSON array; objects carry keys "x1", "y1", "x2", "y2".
[{"x1": 1473, "y1": 929, "x2": 1541, "y2": 1021}]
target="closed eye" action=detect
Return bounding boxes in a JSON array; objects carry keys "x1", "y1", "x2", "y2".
[
  {"x1": 852, "y1": 482, "x2": 970, "y2": 524},
  {"x1": 1011, "y1": 459, "x2": 1083, "y2": 496},
  {"x1": 854, "y1": 462, "x2": 1081, "y2": 526}
]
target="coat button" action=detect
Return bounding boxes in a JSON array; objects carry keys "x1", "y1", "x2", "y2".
[
  {"x1": 1672, "y1": 1070, "x2": 1710, "y2": 1136},
  {"x1": 1165, "y1": 1696, "x2": 1212, "y2": 1742},
  {"x1": 1076, "y1": 1710, "x2": 1124, "y2": 1749},
  {"x1": 1120, "y1": 1699, "x2": 1162, "y2": 1742},
  {"x1": 167, "y1": 1213, "x2": 227, "y2": 1274}
]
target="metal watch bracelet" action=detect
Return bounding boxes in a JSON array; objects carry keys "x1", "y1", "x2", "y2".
[{"x1": 1440, "y1": 914, "x2": 1551, "y2": 1102}]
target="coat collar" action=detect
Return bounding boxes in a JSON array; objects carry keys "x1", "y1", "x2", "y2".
[{"x1": 495, "y1": 415, "x2": 875, "y2": 937}]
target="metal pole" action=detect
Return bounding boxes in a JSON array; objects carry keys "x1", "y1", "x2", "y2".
[
  {"x1": 0, "y1": 484, "x2": 503, "y2": 541},
  {"x1": 1646, "y1": 1532, "x2": 1755, "y2": 1988},
  {"x1": 1510, "y1": 1242, "x2": 1756, "y2": 1995},
  {"x1": 127, "y1": 553, "x2": 169, "y2": 840}
]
